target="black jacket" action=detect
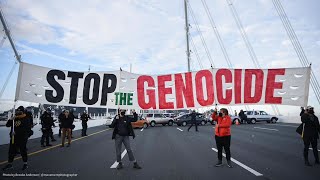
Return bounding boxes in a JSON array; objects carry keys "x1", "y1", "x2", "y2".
[
  {"x1": 60, "y1": 115, "x2": 74, "y2": 129},
  {"x1": 191, "y1": 113, "x2": 196, "y2": 122},
  {"x1": 40, "y1": 111, "x2": 54, "y2": 129},
  {"x1": 300, "y1": 110, "x2": 305, "y2": 117},
  {"x1": 6, "y1": 113, "x2": 31, "y2": 138},
  {"x1": 110, "y1": 115, "x2": 135, "y2": 139},
  {"x1": 80, "y1": 113, "x2": 91, "y2": 123},
  {"x1": 301, "y1": 113, "x2": 320, "y2": 139}
]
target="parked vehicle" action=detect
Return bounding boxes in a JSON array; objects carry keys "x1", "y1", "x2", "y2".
[
  {"x1": 244, "y1": 111, "x2": 278, "y2": 124},
  {"x1": 174, "y1": 113, "x2": 208, "y2": 126},
  {"x1": 146, "y1": 114, "x2": 174, "y2": 127},
  {"x1": 127, "y1": 114, "x2": 149, "y2": 129}
]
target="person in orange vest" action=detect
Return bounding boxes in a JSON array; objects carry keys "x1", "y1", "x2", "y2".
[{"x1": 212, "y1": 108, "x2": 233, "y2": 168}]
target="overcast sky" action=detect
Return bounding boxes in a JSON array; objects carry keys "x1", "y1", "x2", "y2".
[{"x1": 0, "y1": 0, "x2": 319, "y2": 114}]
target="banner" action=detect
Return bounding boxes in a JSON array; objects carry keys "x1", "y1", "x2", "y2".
[{"x1": 15, "y1": 62, "x2": 311, "y2": 109}]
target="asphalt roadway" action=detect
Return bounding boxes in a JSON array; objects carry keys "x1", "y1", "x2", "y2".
[{"x1": 0, "y1": 122, "x2": 319, "y2": 180}]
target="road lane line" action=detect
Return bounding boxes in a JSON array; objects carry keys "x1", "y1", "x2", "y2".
[
  {"x1": 0, "y1": 128, "x2": 111, "y2": 165},
  {"x1": 177, "y1": 128, "x2": 183, "y2": 132},
  {"x1": 253, "y1": 127, "x2": 279, "y2": 131},
  {"x1": 309, "y1": 148, "x2": 320, "y2": 152},
  {"x1": 141, "y1": 128, "x2": 144, "y2": 132},
  {"x1": 110, "y1": 150, "x2": 127, "y2": 168},
  {"x1": 266, "y1": 124, "x2": 298, "y2": 128},
  {"x1": 211, "y1": 148, "x2": 263, "y2": 176}
]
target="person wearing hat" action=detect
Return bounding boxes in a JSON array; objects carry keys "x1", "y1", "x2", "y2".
[
  {"x1": 110, "y1": 109, "x2": 142, "y2": 170},
  {"x1": 301, "y1": 106, "x2": 320, "y2": 166},
  {"x1": 40, "y1": 107, "x2": 55, "y2": 147},
  {"x1": 2, "y1": 106, "x2": 31, "y2": 171},
  {"x1": 80, "y1": 110, "x2": 91, "y2": 136}
]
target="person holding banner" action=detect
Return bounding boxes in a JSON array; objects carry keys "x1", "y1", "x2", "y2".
[
  {"x1": 60, "y1": 110, "x2": 74, "y2": 147},
  {"x1": 2, "y1": 106, "x2": 31, "y2": 171},
  {"x1": 110, "y1": 109, "x2": 142, "y2": 170},
  {"x1": 212, "y1": 108, "x2": 233, "y2": 168},
  {"x1": 301, "y1": 106, "x2": 320, "y2": 166}
]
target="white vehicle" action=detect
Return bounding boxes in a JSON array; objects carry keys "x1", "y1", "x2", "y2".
[
  {"x1": 245, "y1": 110, "x2": 278, "y2": 124},
  {"x1": 146, "y1": 114, "x2": 174, "y2": 127}
]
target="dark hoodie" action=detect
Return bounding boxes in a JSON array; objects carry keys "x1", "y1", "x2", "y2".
[{"x1": 6, "y1": 113, "x2": 30, "y2": 138}]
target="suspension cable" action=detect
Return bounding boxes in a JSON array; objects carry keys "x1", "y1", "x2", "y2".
[
  {"x1": 226, "y1": 0, "x2": 280, "y2": 115},
  {"x1": 190, "y1": 36, "x2": 204, "y2": 69},
  {"x1": 187, "y1": 1, "x2": 215, "y2": 67},
  {"x1": 272, "y1": 0, "x2": 320, "y2": 104}
]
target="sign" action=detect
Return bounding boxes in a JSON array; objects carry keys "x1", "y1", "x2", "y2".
[{"x1": 15, "y1": 62, "x2": 311, "y2": 109}]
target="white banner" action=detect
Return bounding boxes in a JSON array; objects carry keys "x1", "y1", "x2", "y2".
[{"x1": 15, "y1": 62, "x2": 311, "y2": 109}]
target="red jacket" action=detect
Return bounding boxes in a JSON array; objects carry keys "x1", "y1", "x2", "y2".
[{"x1": 212, "y1": 114, "x2": 232, "y2": 137}]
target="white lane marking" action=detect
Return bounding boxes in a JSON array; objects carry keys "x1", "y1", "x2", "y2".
[
  {"x1": 309, "y1": 148, "x2": 320, "y2": 152},
  {"x1": 266, "y1": 124, "x2": 298, "y2": 128},
  {"x1": 253, "y1": 127, "x2": 279, "y2": 131},
  {"x1": 177, "y1": 128, "x2": 183, "y2": 132},
  {"x1": 211, "y1": 148, "x2": 263, "y2": 176},
  {"x1": 110, "y1": 150, "x2": 127, "y2": 168},
  {"x1": 141, "y1": 128, "x2": 144, "y2": 132}
]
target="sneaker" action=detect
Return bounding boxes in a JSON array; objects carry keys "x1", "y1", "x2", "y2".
[
  {"x1": 133, "y1": 162, "x2": 142, "y2": 169},
  {"x1": 51, "y1": 139, "x2": 57, "y2": 142},
  {"x1": 41, "y1": 144, "x2": 46, "y2": 148},
  {"x1": 2, "y1": 164, "x2": 13, "y2": 171},
  {"x1": 215, "y1": 161, "x2": 223, "y2": 167},
  {"x1": 22, "y1": 164, "x2": 28, "y2": 171},
  {"x1": 66, "y1": 144, "x2": 71, "y2": 147},
  {"x1": 116, "y1": 162, "x2": 123, "y2": 170},
  {"x1": 227, "y1": 161, "x2": 233, "y2": 168},
  {"x1": 46, "y1": 144, "x2": 52, "y2": 147}
]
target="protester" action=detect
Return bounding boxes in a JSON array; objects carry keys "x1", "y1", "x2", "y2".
[
  {"x1": 2, "y1": 106, "x2": 31, "y2": 171},
  {"x1": 212, "y1": 108, "x2": 233, "y2": 168},
  {"x1": 238, "y1": 109, "x2": 247, "y2": 124},
  {"x1": 80, "y1": 110, "x2": 91, "y2": 136},
  {"x1": 60, "y1": 110, "x2": 74, "y2": 147},
  {"x1": 110, "y1": 109, "x2": 141, "y2": 170},
  {"x1": 58, "y1": 110, "x2": 65, "y2": 137},
  {"x1": 300, "y1": 107, "x2": 305, "y2": 117},
  {"x1": 69, "y1": 110, "x2": 76, "y2": 138},
  {"x1": 40, "y1": 108, "x2": 55, "y2": 147},
  {"x1": 187, "y1": 110, "x2": 198, "y2": 132},
  {"x1": 132, "y1": 110, "x2": 138, "y2": 121},
  {"x1": 301, "y1": 106, "x2": 320, "y2": 166}
]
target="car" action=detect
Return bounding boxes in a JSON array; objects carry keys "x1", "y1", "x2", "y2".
[
  {"x1": 146, "y1": 113, "x2": 174, "y2": 127},
  {"x1": 127, "y1": 114, "x2": 149, "y2": 129},
  {"x1": 244, "y1": 110, "x2": 278, "y2": 124},
  {"x1": 174, "y1": 113, "x2": 208, "y2": 126}
]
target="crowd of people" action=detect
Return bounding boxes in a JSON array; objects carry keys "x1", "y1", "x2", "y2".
[{"x1": 1, "y1": 105, "x2": 319, "y2": 171}]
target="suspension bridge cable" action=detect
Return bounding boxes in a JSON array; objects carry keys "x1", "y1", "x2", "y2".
[
  {"x1": 272, "y1": 0, "x2": 320, "y2": 104},
  {"x1": 190, "y1": 36, "x2": 204, "y2": 69},
  {"x1": 226, "y1": 0, "x2": 280, "y2": 115},
  {"x1": 187, "y1": 1, "x2": 215, "y2": 68}
]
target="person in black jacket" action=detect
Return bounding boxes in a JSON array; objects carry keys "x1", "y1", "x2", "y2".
[
  {"x1": 238, "y1": 109, "x2": 247, "y2": 124},
  {"x1": 300, "y1": 107, "x2": 305, "y2": 117},
  {"x1": 81, "y1": 110, "x2": 91, "y2": 136},
  {"x1": 301, "y1": 106, "x2": 320, "y2": 166},
  {"x1": 110, "y1": 109, "x2": 141, "y2": 170},
  {"x1": 2, "y1": 106, "x2": 31, "y2": 171},
  {"x1": 188, "y1": 110, "x2": 198, "y2": 132},
  {"x1": 60, "y1": 110, "x2": 74, "y2": 147},
  {"x1": 58, "y1": 110, "x2": 65, "y2": 137},
  {"x1": 40, "y1": 108, "x2": 55, "y2": 147}
]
